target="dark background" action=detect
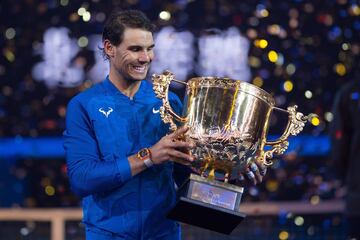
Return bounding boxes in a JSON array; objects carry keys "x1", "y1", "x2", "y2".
[{"x1": 0, "y1": 0, "x2": 359, "y2": 238}]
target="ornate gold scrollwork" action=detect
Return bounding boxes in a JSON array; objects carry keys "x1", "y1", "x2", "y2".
[
  {"x1": 188, "y1": 77, "x2": 240, "y2": 89},
  {"x1": 152, "y1": 71, "x2": 187, "y2": 131},
  {"x1": 152, "y1": 70, "x2": 172, "y2": 99},
  {"x1": 262, "y1": 105, "x2": 310, "y2": 166}
]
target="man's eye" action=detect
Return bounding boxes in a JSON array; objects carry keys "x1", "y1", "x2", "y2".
[{"x1": 130, "y1": 47, "x2": 141, "y2": 52}]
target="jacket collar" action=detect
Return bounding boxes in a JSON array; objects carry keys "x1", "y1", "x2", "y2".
[{"x1": 102, "y1": 75, "x2": 147, "y2": 100}]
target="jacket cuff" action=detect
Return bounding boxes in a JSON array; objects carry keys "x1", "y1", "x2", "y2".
[{"x1": 115, "y1": 157, "x2": 132, "y2": 183}]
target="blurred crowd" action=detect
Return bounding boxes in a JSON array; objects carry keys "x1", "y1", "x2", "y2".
[{"x1": 0, "y1": 0, "x2": 359, "y2": 207}]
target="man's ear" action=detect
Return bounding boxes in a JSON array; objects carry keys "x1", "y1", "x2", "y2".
[{"x1": 104, "y1": 40, "x2": 115, "y2": 58}]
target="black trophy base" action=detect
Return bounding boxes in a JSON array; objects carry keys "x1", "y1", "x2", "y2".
[
  {"x1": 167, "y1": 174, "x2": 246, "y2": 234},
  {"x1": 168, "y1": 197, "x2": 245, "y2": 234}
]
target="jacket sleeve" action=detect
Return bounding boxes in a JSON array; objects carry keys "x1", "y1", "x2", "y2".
[
  {"x1": 63, "y1": 98, "x2": 132, "y2": 198},
  {"x1": 329, "y1": 88, "x2": 351, "y2": 181}
]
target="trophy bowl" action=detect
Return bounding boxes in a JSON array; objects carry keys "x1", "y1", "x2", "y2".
[{"x1": 153, "y1": 70, "x2": 309, "y2": 182}]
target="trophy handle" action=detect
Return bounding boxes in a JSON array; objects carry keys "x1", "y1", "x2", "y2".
[
  {"x1": 152, "y1": 70, "x2": 188, "y2": 131},
  {"x1": 262, "y1": 105, "x2": 311, "y2": 166}
]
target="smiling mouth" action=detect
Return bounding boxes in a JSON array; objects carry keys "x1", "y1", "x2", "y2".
[{"x1": 132, "y1": 65, "x2": 147, "y2": 74}]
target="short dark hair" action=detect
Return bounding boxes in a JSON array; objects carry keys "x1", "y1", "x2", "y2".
[{"x1": 101, "y1": 10, "x2": 156, "y2": 60}]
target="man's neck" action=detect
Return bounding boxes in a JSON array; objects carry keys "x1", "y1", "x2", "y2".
[{"x1": 108, "y1": 70, "x2": 141, "y2": 99}]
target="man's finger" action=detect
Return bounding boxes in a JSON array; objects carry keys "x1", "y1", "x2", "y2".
[
  {"x1": 170, "y1": 126, "x2": 189, "y2": 138},
  {"x1": 259, "y1": 166, "x2": 267, "y2": 177},
  {"x1": 168, "y1": 140, "x2": 195, "y2": 149},
  {"x1": 244, "y1": 168, "x2": 256, "y2": 185},
  {"x1": 171, "y1": 157, "x2": 192, "y2": 166},
  {"x1": 254, "y1": 160, "x2": 267, "y2": 177},
  {"x1": 168, "y1": 149, "x2": 194, "y2": 162},
  {"x1": 250, "y1": 162, "x2": 263, "y2": 184},
  {"x1": 237, "y1": 173, "x2": 245, "y2": 182}
]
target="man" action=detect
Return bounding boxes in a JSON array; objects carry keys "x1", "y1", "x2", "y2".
[
  {"x1": 330, "y1": 71, "x2": 360, "y2": 239},
  {"x1": 64, "y1": 9, "x2": 264, "y2": 240}
]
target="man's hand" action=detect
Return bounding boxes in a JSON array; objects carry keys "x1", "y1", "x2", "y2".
[
  {"x1": 129, "y1": 127, "x2": 195, "y2": 176},
  {"x1": 237, "y1": 158, "x2": 267, "y2": 186},
  {"x1": 150, "y1": 126, "x2": 195, "y2": 165}
]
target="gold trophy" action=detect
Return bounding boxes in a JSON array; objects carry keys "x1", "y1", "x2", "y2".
[{"x1": 152, "y1": 70, "x2": 311, "y2": 234}]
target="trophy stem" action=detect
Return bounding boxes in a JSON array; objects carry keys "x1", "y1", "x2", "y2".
[{"x1": 208, "y1": 168, "x2": 215, "y2": 180}]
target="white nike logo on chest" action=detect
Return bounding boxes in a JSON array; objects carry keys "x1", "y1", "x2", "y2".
[{"x1": 152, "y1": 107, "x2": 160, "y2": 114}]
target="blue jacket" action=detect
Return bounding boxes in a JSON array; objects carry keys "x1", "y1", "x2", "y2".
[{"x1": 63, "y1": 77, "x2": 186, "y2": 239}]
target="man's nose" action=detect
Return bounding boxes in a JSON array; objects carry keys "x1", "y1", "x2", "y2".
[{"x1": 139, "y1": 51, "x2": 151, "y2": 62}]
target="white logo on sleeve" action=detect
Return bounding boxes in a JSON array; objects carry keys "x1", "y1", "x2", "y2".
[
  {"x1": 99, "y1": 107, "x2": 113, "y2": 118},
  {"x1": 152, "y1": 107, "x2": 160, "y2": 114}
]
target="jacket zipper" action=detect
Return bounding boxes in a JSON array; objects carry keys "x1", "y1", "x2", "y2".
[
  {"x1": 138, "y1": 174, "x2": 143, "y2": 239},
  {"x1": 132, "y1": 97, "x2": 143, "y2": 239}
]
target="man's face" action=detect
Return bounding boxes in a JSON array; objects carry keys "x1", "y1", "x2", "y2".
[{"x1": 111, "y1": 28, "x2": 154, "y2": 82}]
